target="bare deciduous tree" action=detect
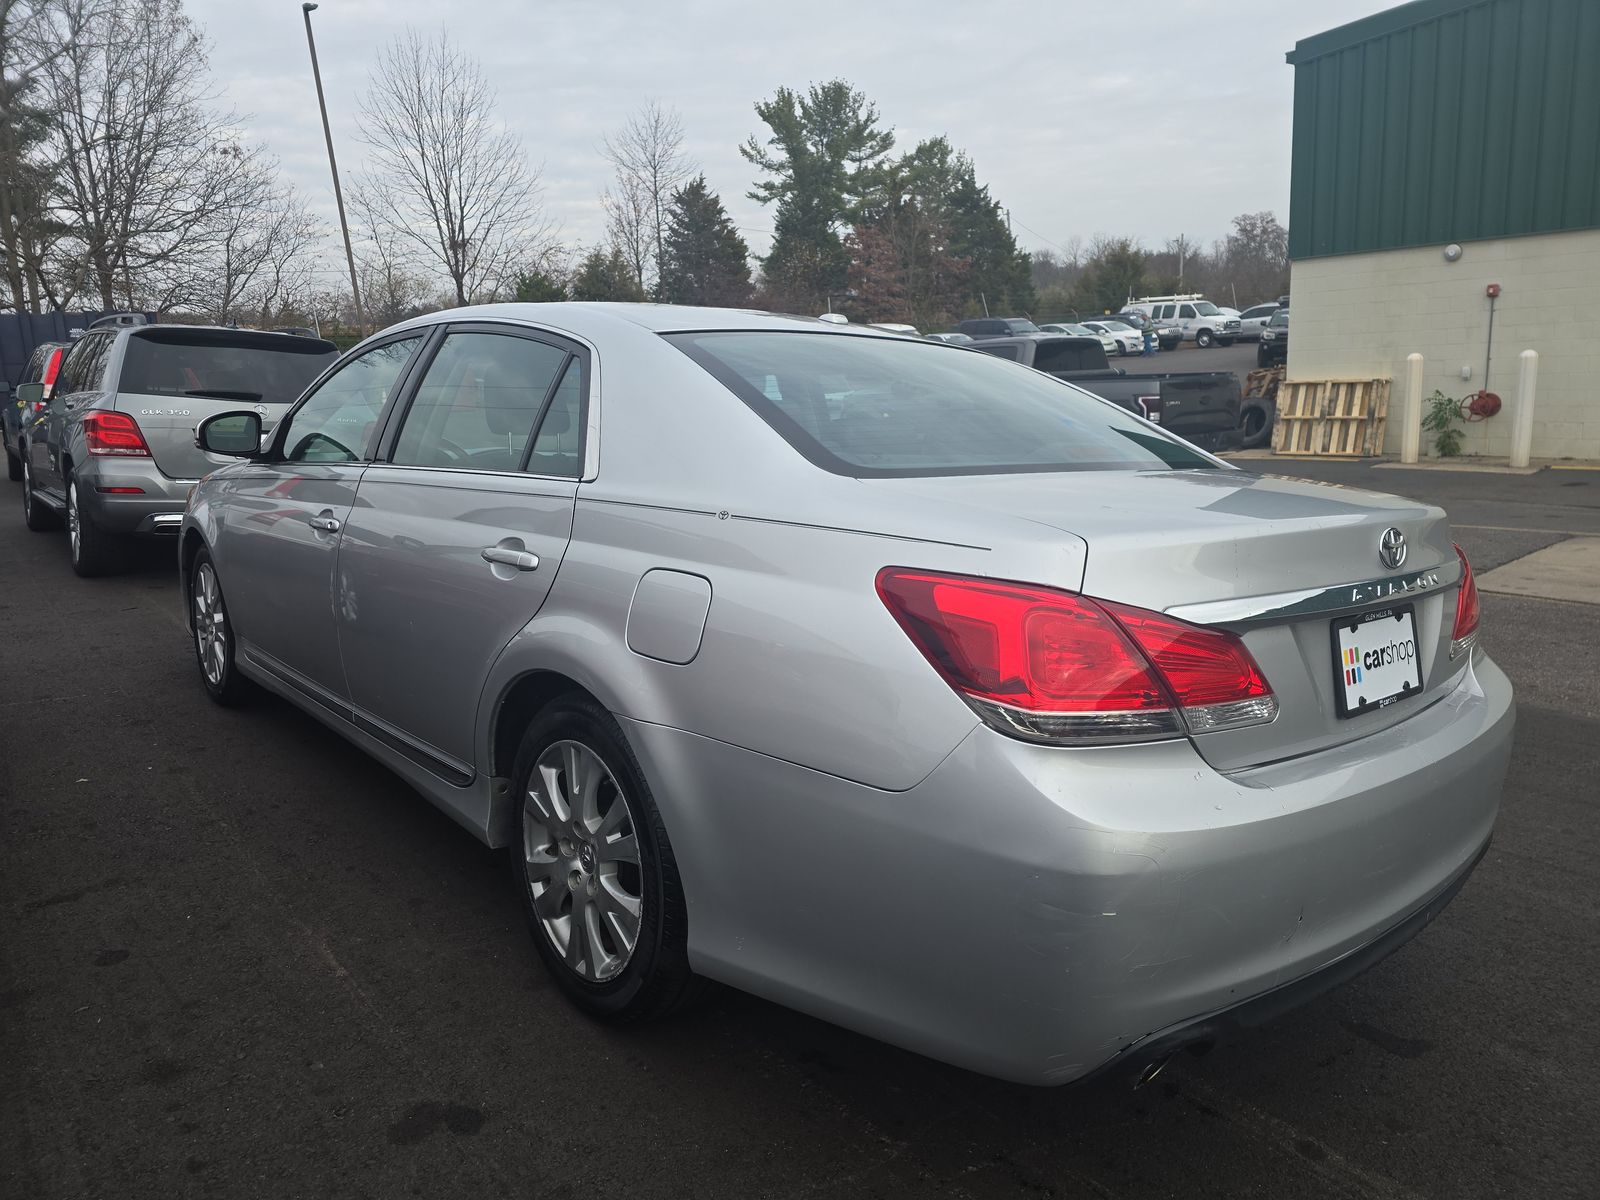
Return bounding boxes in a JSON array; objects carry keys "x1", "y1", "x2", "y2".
[
  {"x1": 354, "y1": 30, "x2": 553, "y2": 306},
  {"x1": 199, "y1": 166, "x2": 323, "y2": 325},
  {"x1": 31, "y1": 0, "x2": 276, "y2": 313},
  {"x1": 599, "y1": 101, "x2": 692, "y2": 293}
]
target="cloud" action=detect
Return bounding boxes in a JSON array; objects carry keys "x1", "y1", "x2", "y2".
[{"x1": 189, "y1": 0, "x2": 1397, "y2": 280}]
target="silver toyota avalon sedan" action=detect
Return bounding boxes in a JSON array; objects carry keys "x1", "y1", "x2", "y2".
[{"x1": 180, "y1": 304, "x2": 1513, "y2": 1086}]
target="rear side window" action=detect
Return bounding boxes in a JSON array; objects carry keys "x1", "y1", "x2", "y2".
[
  {"x1": 392, "y1": 332, "x2": 570, "y2": 472},
  {"x1": 526, "y1": 358, "x2": 584, "y2": 478},
  {"x1": 670, "y1": 331, "x2": 1216, "y2": 477},
  {"x1": 120, "y1": 330, "x2": 338, "y2": 405},
  {"x1": 57, "y1": 334, "x2": 108, "y2": 394}
]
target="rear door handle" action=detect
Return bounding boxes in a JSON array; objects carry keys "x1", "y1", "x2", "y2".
[
  {"x1": 482, "y1": 546, "x2": 540, "y2": 571},
  {"x1": 309, "y1": 515, "x2": 341, "y2": 533}
]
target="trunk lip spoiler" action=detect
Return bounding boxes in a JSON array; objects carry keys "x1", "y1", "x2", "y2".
[{"x1": 1166, "y1": 559, "x2": 1463, "y2": 626}]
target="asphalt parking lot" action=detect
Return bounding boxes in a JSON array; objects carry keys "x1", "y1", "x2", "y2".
[{"x1": 2, "y1": 461, "x2": 1596, "y2": 1199}]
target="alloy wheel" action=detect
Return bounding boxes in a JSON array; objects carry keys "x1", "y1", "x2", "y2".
[
  {"x1": 21, "y1": 459, "x2": 32, "y2": 520},
  {"x1": 522, "y1": 739, "x2": 643, "y2": 982},
  {"x1": 192, "y1": 561, "x2": 228, "y2": 686}
]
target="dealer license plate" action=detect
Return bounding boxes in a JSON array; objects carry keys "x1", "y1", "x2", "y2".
[{"x1": 1332, "y1": 605, "x2": 1423, "y2": 718}]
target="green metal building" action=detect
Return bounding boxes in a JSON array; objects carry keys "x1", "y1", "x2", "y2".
[
  {"x1": 1284, "y1": 0, "x2": 1600, "y2": 460},
  {"x1": 1288, "y1": 0, "x2": 1600, "y2": 260}
]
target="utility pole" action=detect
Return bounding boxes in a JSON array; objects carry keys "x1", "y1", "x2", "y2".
[{"x1": 302, "y1": 3, "x2": 365, "y2": 337}]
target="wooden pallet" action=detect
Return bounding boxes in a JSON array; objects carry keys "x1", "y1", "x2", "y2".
[
  {"x1": 1270, "y1": 378, "x2": 1390, "y2": 456},
  {"x1": 1243, "y1": 366, "x2": 1284, "y2": 401}
]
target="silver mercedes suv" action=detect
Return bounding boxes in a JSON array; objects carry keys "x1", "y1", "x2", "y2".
[
  {"x1": 16, "y1": 323, "x2": 337, "y2": 575},
  {"x1": 180, "y1": 304, "x2": 1513, "y2": 1086}
]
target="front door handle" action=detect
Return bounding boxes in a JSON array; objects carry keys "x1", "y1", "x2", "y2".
[
  {"x1": 309, "y1": 514, "x2": 341, "y2": 533},
  {"x1": 482, "y1": 546, "x2": 540, "y2": 571}
]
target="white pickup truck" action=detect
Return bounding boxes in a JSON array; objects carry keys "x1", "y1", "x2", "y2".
[{"x1": 1124, "y1": 295, "x2": 1242, "y2": 348}]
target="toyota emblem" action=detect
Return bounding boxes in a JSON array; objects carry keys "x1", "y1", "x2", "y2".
[{"x1": 1378, "y1": 527, "x2": 1407, "y2": 571}]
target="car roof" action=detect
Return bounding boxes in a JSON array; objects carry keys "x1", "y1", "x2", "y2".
[{"x1": 383, "y1": 302, "x2": 899, "y2": 341}]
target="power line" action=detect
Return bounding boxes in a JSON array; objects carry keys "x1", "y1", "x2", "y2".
[{"x1": 1009, "y1": 216, "x2": 1076, "y2": 259}]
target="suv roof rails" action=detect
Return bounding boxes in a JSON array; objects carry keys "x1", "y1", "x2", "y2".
[{"x1": 89, "y1": 313, "x2": 149, "y2": 329}]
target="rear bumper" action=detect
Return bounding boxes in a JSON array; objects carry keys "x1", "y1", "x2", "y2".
[
  {"x1": 76, "y1": 460, "x2": 196, "y2": 535},
  {"x1": 1079, "y1": 829, "x2": 1491, "y2": 1087},
  {"x1": 624, "y1": 652, "x2": 1513, "y2": 1085}
]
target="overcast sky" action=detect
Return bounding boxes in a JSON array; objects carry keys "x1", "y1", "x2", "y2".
[{"x1": 189, "y1": 0, "x2": 1400, "y2": 275}]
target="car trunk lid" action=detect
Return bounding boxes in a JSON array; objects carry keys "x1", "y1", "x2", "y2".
[{"x1": 860, "y1": 468, "x2": 1464, "y2": 770}]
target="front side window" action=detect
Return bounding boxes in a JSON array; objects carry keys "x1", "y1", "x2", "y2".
[
  {"x1": 671, "y1": 331, "x2": 1216, "y2": 477},
  {"x1": 279, "y1": 336, "x2": 422, "y2": 463},
  {"x1": 392, "y1": 332, "x2": 570, "y2": 472},
  {"x1": 1178, "y1": 304, "x2": 1197, "y2": 319}
]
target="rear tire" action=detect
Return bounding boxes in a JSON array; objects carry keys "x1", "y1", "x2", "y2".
[
  {"x1": 1219, "y1": 337, "x2": 1235, "y2": 347},
  {"x1": 20, "y1": 454, "x2": 57, "y2": 532},
  {"x1": 1195, "y1": 329, "x2": 1214, "y2": 348},
  {"x1": 190, "y1": 548, "x2": 253, "y2": 706},
  {"x1": 67, "y1": 478, "x2": 130, "y2": 577},
  {"x1": 509, "y1": 693, "x2": 706, "y2": 1023}
]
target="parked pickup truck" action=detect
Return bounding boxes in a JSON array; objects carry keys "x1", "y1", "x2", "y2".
[{"x1": 969, "y1": 334, "x2": 1243, "y2": 452}]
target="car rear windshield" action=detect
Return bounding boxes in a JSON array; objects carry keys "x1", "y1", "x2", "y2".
[
  {"x1": 120, "y1": 329, "x2": 339, "y2": 405},
  {"x1": 1031, "y1": 340, "x2": 1105, "y2": 373},
  {"x1": 668, "y1": 331, "x2": 1217, "y2": 477}
]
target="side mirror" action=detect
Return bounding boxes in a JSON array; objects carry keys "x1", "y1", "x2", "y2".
[
  {"x1": 15, "y1": 381, "x2": 45, "y2": 405},
  {"x1": 196, "y1": 411, "x2": 263, "y2": 457}
]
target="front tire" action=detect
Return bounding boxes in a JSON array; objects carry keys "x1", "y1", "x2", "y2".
[
  {"x1": 1195, "y1": 329, "x2": 1215, "y2": 348},
  {"x1": 1219, "y1": 337, "x2": 1235, "y2": 347},
  {"x1": 20, "y1": 454, "x2": 57, "y2": 531},
  {"x1": 190, "y1": 548, "x2": 252, "y2": 705},
  {"x1": 67, "y1": 478, "x2": 130, "y2": 577},
  {"x1": 510, "y1": 694, "x2": 703, "y2": 1023}
]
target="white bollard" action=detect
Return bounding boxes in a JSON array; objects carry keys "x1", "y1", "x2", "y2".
[
  {"x1": 1509, "y1": 349, "x2": 1538, "y2": 468},
  {"x1": 1401, "y1": 353, "x2": 1424, "y2": 464}
]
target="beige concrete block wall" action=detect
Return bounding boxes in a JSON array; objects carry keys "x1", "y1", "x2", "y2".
[{"x1": 1287, "y1": 229, "x2": 1600, "y2": 460}]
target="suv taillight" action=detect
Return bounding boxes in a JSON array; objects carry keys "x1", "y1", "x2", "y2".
[
  {"x1": 1450, "y1": 543, "x2": 1480, "y2": 659},
  {"x1": 84, "y1": 411, "x2": 152, "y2": 457},
  {"x1": 876, "y1": 569, "x2": 1277, "y2": 745}
]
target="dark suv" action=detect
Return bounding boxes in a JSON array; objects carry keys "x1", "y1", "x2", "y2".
[
  {"x1": 954, "y1": 317, "x2": 1041, "y2": 339},
  {"x1": 4, "y1": 341, "x2": 68, "y2": 481},
  {"x1": 17, "y1": 325, "x2": 338, "y2": 575},
  {"x1": 1256, "y1": 309, "x2": 1289, "y2": 368}
]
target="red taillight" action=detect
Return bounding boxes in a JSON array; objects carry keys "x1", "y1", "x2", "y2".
[
  {"x1": 1100, "y1": 602, "x2": 1274, "y2": 731},
  {"x1": 876, "y1": 568, "x2": 1277, "y2": 744},
  {"x1": 84, "y1": 411, "x2": 152, "y2": 457},
  {"x1": 95, "y1": 486, "x2": 145, "y2": 494},
  {"x1": 42, "y1": 347, "x2": 63, "y2": 389},
  {"x1": 1451, "y1": 543, "x2": 1480, "y2": 658}
]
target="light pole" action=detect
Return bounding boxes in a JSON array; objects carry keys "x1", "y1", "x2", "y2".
[{"x1": 301, "y1": 2, "x2": 365, "y2": 337}]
